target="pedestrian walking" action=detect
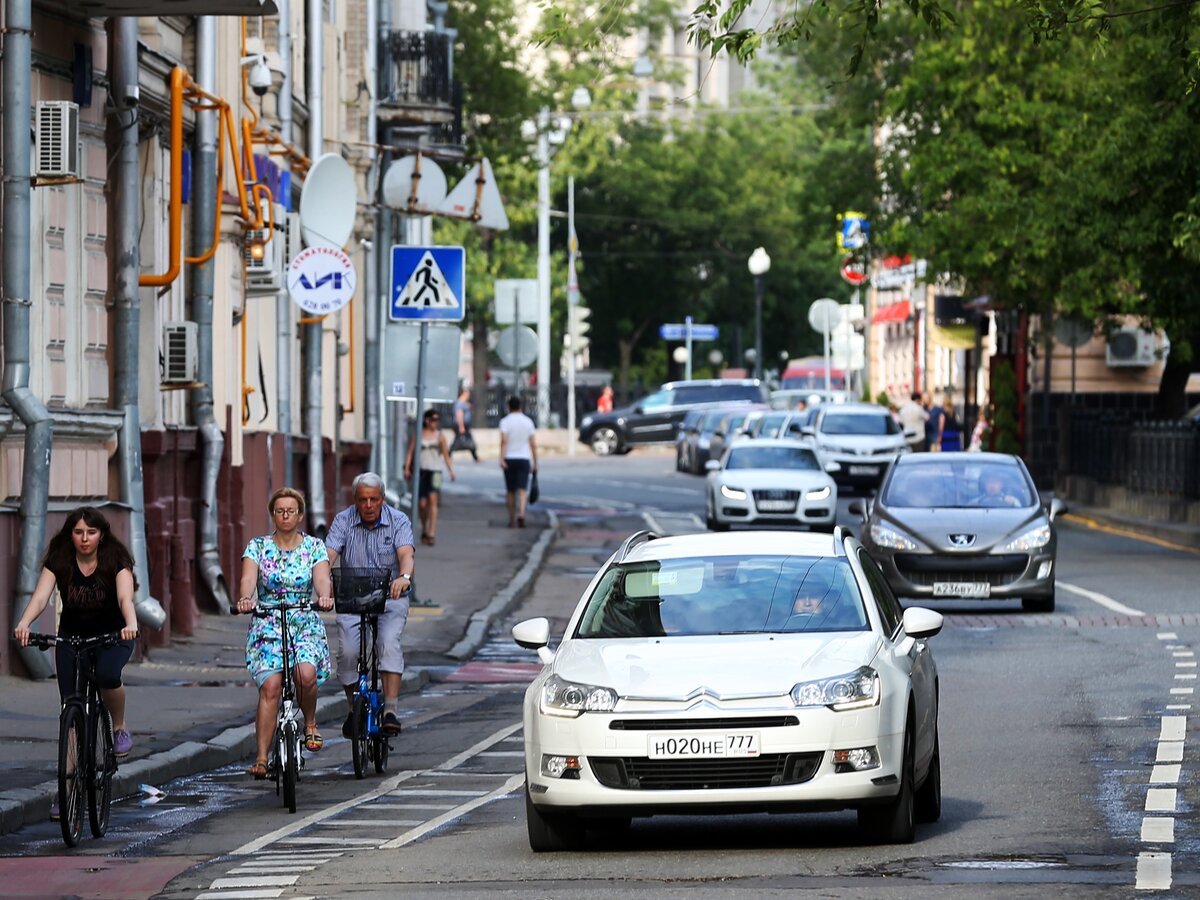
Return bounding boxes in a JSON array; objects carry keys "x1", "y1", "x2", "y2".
[
  {"x1": 404, "y1": 408, "x2": 455, "y2": 545},
  {"x1": 898, "y1": 392, "x2": 929, "y2": 452},
  {"x1": 324, "y1": 473, "x2": 416, "y2": 738},
  {"x1": 969, "y1": 409, "x2": 989, "y2": 452},
  {"x1": 938, "y1": 397, "x2": 962, "y2": 452},
  {"x1": 451, "y1": 387, "x2": 479, "y2": 462},
  {"x1": 235, "y1": 487, "x2": 334, "y2": 777},
  {"x1": 924, "y1": 393, "x2": 944, "y2": 451},
  {"x1": 596, "y1": 385, "x2": 614, "y2": 413},
  {"x1": 499, "y1": 395, "x2": 538, "y2": 528}
]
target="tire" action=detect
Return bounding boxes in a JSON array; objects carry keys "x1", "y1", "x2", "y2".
[
  {"x1": 858, "y1": 725, "x2": 915, "y2": 844},
  {"x1": 373, "y1": 732, "x2": 389, "y2": 775},
  {"x1": 525, "y1": 783, "x2": 585, "y2": 852},
  {"x1": 1022, "y1": 588, "x2": 1055, "y2": 613},
  {"x1": 914, "y1": 729, "x2": 942, "y2": 824},
  {"x1": 282, "y1": 724, "x2": 298, "y2": 813},
  {"x1": 351, "y1": 695, "x2": 369, "y2": 780},
  {"x1": 58, "y1": 703, "x2": 86, "y2": 847},
  {"x1": 589, "y1": 427, "x2": 621, "y2": 456},
  {"x1": 88, "y1": 704, "x2": 115, "y2": 838}
]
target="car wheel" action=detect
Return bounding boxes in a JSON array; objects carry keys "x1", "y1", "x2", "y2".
[
  {"x1": 1022, "y1": 588, "x2": 1055, "y2": 613},
  {"x1": 858, "y1": 724, "x2": 915, "y2": 844},
  {"x1": 914, "y1": 728, "x2": 942, "y2": 824},
  {"x1": 589, "y1": 427, "x2": 621, "y2": 456},
  {"x1": 525, "y1": 783, "x2": 586, "y2": 852}
]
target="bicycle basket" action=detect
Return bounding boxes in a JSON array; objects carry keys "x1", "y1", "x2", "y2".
[{"x1": 332, "y1": 568, "x2": 390, "y2": 615}]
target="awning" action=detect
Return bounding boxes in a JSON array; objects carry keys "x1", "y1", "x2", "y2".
[
  {"x1": 871, "y1": 300, "x2": 912, "y2": 324},
  {"x1": 931, "y1": 323, "x2": 978, "y2": 350}
]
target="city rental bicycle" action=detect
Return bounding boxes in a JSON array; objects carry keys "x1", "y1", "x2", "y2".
[
  {"x1": 245, "y1": 596, "x2": 312, "y2": 813},
  {"x1": 332, "y1": 568, "x2": 392, "y2": 779},
  {"x1": 25, "y1": 631, "x2": 122, "y2": 847}
]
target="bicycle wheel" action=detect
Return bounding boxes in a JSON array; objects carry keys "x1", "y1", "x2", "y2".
[
  {"x1": 373, "y1": 730, "x2": 389, "y2": 775},
  {"x1": 282, "y1": 722, "x2": 298, "y2": 813},
  {"x1": 57, "y1": 703, "x2": 86, "y2": 847},
  {"x1": 88, "y1": 703, "x2": 115, "y2": 837},
  {"x1": 350, "y1": 695, "x2": 368, "y2": 780}
]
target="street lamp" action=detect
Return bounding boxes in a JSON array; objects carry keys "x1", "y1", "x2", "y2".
[
  {"x1": 747, "y1": 247, "x2": 771, "y2": 381},
  {"x1": 534, "y1": 86, "x2": 592, "y2": 428}
]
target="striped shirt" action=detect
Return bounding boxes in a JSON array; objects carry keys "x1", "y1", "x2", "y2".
[{"x1": 324, "y1": 502, "x2": 414, "y2": 577}]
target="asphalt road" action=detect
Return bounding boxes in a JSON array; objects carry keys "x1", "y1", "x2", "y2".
[{"x1": 3, "y1": 449, "x2": 1197, "y2": 897}]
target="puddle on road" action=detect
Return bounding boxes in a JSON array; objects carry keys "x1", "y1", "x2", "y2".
[{"x1": 939, "y1": 859, "x2": 1069, "y2": 870}]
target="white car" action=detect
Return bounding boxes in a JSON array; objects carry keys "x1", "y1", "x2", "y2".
[
  {"x1": 805, "y1": 403, "x2": 910, "y2": 488},
  {"x1": 704, "y1": 439, "x2": 839, "y2": 531},
  {"x1": 512, "y1": 529, "x2": 944, "y2": 851}
]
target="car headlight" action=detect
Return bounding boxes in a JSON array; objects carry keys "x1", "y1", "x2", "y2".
[
  {"x1": 1002, "y1": 522, "x2": 1052, "y2": 551},
  {"x1": 540, "y1": 674, "x2": 617, "y2": 718},
  {"x1": 869, "y1": 522, "x2": 920, "y2": 551},
  {"x1": 720, "y1": 484, "x2": 747, "y2": 500},
  {"x1": 805, "y1": 485, "x2": 831, "y2": 501},
  {"x1": 580, "y1": 415, "x2": 593, "y2": 428},
  {"x1": 791, "y1": 666, "x2": 880, "y2": 711}
]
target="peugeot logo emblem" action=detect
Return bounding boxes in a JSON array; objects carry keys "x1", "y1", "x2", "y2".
[{"x1": 948, "y1": 533, "x2": 976, "y2": 547}]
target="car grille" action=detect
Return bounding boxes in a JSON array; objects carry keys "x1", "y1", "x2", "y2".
[
  {"x1": 895, "y1": 552, "x2": 1028, "y2": 587},
  {"x1": 753, "y1": 489, "x2": 799, "y2": 513},
  {"x1": 609, "y1": 716, "x2": 800, "y2": 731},
  {"x1": 590, "y1": 752, "x2": 823, "y2": 790}
]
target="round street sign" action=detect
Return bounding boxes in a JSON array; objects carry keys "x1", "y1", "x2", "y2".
[
  {"x1": 808, "y1": 298, "x2": 843, "y2": 334},
  {"x1": 841, "y1": 255, "x2": 868, "y2": 286},
  {"x1": 287, "y1": 246, "x2": 357, "y2": 314}
]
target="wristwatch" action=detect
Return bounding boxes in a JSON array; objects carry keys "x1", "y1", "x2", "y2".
[{"x1": 398, "y1": 573, "x2": 411, "y2": 582}]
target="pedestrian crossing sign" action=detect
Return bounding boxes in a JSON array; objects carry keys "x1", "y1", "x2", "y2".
[{"x1": 389, "y1": 245, "x2": 466, "y2": 322}]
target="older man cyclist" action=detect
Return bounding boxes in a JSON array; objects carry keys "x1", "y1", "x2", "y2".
[{"x1": 325, "y1": 472, "x2": 416, "y2": 737}]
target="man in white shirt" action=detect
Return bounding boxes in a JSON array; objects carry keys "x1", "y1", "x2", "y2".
[
  {"x1": 897, "y1": 391, "x2": 929, "y2": 452},
  {"x1": 498, "y1": 396, "x2": 538, "y2": 528}
]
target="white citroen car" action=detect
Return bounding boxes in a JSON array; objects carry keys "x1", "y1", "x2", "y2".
[{"x1": 513, "y1": 529, "x2": 943, "y2": 852}]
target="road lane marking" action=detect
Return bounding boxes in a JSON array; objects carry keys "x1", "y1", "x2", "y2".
[
  {"x1": 433, "y1": 721, "x2": 523, "y2": 771},
  {"x1": 1136, "y1": 851, "x2": 1172, "y2": 890},
  {"x1": 368, "y1": 802, "x2": 457, "y2": 810},
  {"x1": 1156, "y1": 742, "x2": 1184, "y2": 763},
  {"x1": 380, "y1": 772, "x2": 524, "y2": 849},
  {"x1": 1145, "y1": 788, "x2": 1177, "y2": 812},
  {"x1": 1174, "y1": 673, "x2": 1196, "y2": 680},
  {"x1": 1157, "y1": 632, "x2": 1178, "y2": 640},
  {"x1": 1141, "y1": 818, "x2": 1175, "y2": 843},
  {"x1": 195, "y1": 892, "x2": 283, "y2": 900},
  {"x1": 210, "y1": 876, "x2": 300, "y2": 889},
  {"x1": 1159, "y1": 717, "x2": 1187, "y2": 741},
  {"x1": 326, "y1": 818, "x2": 424, "y2": 827},
  {"x1": 1064, "y1": 512, "x2": 1200, "y2": 555},
  {"x1": 1150, "y1": 765, "x2": 1181, "y2": 783},
  {"x1": 1172, "y1": 651, "x2": 1195, "y2": 658},
  {"x1": 1057, "y1": 580, "x2": 1143, "y2": 615}
]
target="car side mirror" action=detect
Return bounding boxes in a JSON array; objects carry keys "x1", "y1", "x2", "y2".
[
  {"x1": 632, "y1": 405, "x2": 644, "y2": 414},
  {"x1": 824, "y1": 461, "x2": 842, "y2": 474},
  {"x1": 1049, "y1": 498, "x2": 1068, "y2": 521},
  {"x1": 512, "y1": 617, "x2": 554, "y2": 665},
  {"x1": 705, "y1": 459, "x2": 721, "y2": 473},
  {"x1": 847, "y1": 499, "x2": 864, "y2": 516},
  {"x1": 902, "y1": 607, "x2": 944, "y2": 640},
  {"x1": 801, "y1": 427, "x2": 816, "y2": 437}
]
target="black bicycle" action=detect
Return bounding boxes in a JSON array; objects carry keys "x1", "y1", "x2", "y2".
[
  {"x1": 243, "y1": 595, "x2": 312, "y2": 813},
  {"x1": 332, "y1": 568, "x2": 393, "y2": 779},
  {"x1": 25, "y1": 631, "x2": 122, "y2": 846}
]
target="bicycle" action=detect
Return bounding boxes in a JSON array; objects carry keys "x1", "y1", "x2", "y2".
[
  {"x1": 25, "y1": 631, "x2": 122, "y2": 847},
  {"x1": 332, "y1": 568, "x2": 392, "y2": 779},
  {"x1": 242, "y1": 595, "x2": 313, "y2": 813}
]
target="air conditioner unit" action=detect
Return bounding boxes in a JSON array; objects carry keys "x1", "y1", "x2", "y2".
[
  {"x1": 243, "y1": 202, "x2": 287, "y2": 293},
  {"x1": 34, "y1": 101, "x2": 82, "y2": 179},
  {"x1": 1105, "y1": 327, "x2": 1156, "y2": 368},
  {"x1": 162, "y1": 321, "x2": 198, "y2": 384}
]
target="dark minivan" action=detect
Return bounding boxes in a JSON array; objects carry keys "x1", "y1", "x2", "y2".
[{"x1": 579, "y1": 379, "x2": 769, "y2": 456}]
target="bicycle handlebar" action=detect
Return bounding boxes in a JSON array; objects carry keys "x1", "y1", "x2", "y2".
[{"x1": 21, "y1": 631, "x2": 124, "y2": 652}]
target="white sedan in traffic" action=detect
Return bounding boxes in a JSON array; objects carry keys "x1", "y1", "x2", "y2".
[
  {"x1": 513, "y1": 529, "x2": 944, "y2": 851},
  {"x1": 705, "y1": 439, "x2": 839, "y2": 531}
]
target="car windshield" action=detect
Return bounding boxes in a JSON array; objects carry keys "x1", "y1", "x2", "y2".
[
  {"x1": 725, "y1": 446, "x2": 821, "y2": 471},
  {"x1": 821, "y1": 412, "x2": 899, "y2": 436},
  {"x1": 575, "y1": 555, "x2": 868, "y2": 637},
  {"x1": 884, "y1": 461, "x2": 1036, "y2": 508},
  {"x1": 757, "y1": 413, "x2": 787, "y2": 436},
  {"x1": 700, "y1": 411, "x2": 726, "y2": 431}
]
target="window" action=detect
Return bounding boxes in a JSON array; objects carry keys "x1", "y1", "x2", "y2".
[
  {"x1": 821, "y1": 412, "x2": 900, "y2": 436},
  {"x1": 858, "y1": 549, "x2": 903, "y2": 636},
  {"x1": 639, "y1": 390, "x2": 673, "y2": 412},
  {"x1": 725, "y1": 446, "x2": 821, "y2": 471}
]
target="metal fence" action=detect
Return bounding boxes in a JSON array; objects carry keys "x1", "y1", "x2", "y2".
[{"x1": 1065, "y1": 411, "x2": 1200, "y2": 500}]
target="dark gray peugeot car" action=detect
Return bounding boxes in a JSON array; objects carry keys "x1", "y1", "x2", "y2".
[{"x1": 849, "y1": 452, "x2": 1066, "y2": 612}]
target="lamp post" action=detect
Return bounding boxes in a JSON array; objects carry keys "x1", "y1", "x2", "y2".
[{"x1": 747, "y1": 247, "x2": 770, "y2": 381}]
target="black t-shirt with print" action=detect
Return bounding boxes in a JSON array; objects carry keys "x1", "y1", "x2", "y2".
[{"x1": 58, "y1": 563, "x2": 124, "y2": 637}]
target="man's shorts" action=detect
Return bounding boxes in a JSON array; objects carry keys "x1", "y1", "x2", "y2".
[
  {"x1": 503, "y1": 458, "x2": 531, "y2": 493},
  {"x1": 335, "y1": 597, "x2": 410, "y2": 686}
]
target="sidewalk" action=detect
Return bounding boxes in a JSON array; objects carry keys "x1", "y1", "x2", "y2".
[{"x1": 0, "y1": 489, "x2": 556, "y2": 835}]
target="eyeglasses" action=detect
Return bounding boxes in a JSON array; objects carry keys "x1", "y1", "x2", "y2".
[{"x1": 273, "y1": 509, "x2": 300, "y2": 518}]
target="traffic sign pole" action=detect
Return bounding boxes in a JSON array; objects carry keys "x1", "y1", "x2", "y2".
[{"x1": 685, "y1": 315, "x2": 694, "y2": 381}]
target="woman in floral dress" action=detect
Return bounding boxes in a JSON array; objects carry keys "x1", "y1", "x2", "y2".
[{"x1": 235, "y1": 487, "x2": 334, "y2": 778}]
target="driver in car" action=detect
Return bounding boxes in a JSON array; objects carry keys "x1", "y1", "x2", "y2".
[{"x1": 970, "y1": 471, "x2": 1022, "y2": 507}]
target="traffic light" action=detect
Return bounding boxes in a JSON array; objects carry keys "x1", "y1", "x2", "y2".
[{"x1": 568, "y1": 305, "x2": 591, "y2": 353}]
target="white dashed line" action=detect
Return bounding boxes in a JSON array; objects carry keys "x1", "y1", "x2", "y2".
[
  {"x1": 1156, "y1": 633, "x2": 1178, "y2": 641},
  {"x1": 1136, "y1": 852, "x2": 1172, "y2": 890},
  {"x1": 1156, "y1": 742, "x2": 1184, "y2": 763},
  {"x1": 1159, "y1": 717, "x2": 1187, "y2": 741},
  {"x1": 1058, "y1": 580, "x2": 1144, "y2": 615},
  {"x1": 1150, "y1": 764, "x2": 1181, "y2": 783},
  {"x1": 1141, "y1": 818, "x2": 1175, "y2": 843}
]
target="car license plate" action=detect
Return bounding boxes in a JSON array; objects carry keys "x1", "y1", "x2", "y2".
[
  {"x1": 647, "y1": 732, "x2": 760, "y2": 759},
  {"x1": 933, "y1": 582, "x2": 991, "y2": 598},
  {"x1": 848, "y1": 465, "x2": 878, "y2": 476},
  {"x1": 757, "y1": 500, "x2": 795, "y2": 512}
]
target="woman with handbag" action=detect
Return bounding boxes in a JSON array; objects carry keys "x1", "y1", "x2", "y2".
[
  {"x1": 404, "y1": 409, "x2": 456, "y2": 546},
  {"x1": 451, "y1": 387, "x2": 479, "y2": 462}
]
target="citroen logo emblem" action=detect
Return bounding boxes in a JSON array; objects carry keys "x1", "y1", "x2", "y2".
[{"x1": 948, "y1": 533, "x2": 975, "y2": 547}]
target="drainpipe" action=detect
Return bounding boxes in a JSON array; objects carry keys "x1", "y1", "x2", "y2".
[
  {"x1": 112, "y1": 17, "x2": 165, "y2": 630},
  {"x1": 305, "y1": 0, "x2": 327, "y2": 533},
  {"x1": 277, "y1": 0, "x2": 295, "y2": 485},
  {"x1": 4, "y1": 0, "x2": 53, "y2": 678},
  {"x1": 364, "y1": 0, "x2": 381, "y2": 474},
  {"x1": 191, "y1": 18, "x2": 230, "y2": 611}
]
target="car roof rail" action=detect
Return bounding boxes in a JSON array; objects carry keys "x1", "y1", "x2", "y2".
[
  {"x1": 616, "y1": 530, "x2": 661, "y2": 562},
  {"x1": 832, "y1": 525, "x2": 848, "y2": 557}
]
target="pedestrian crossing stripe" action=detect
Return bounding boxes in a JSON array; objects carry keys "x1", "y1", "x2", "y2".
[{"x1": 389, "y1": 245, "x2": 466, "y2": 322}]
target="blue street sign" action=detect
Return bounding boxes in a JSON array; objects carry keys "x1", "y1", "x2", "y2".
[
  {"x1": 390, "y1": 246, "x2": 466, "y2": 322},
  {"x1": 660, "y1": 323, "x2": 719, "y2": 341}
]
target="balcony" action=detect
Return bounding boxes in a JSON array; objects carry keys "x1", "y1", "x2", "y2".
[{"x1": 379, "y1": 30, "x2": 454, "y2": 123}]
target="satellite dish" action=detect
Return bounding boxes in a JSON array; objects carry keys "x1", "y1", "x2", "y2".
[
  {"x1": 438, "y1": 158, "x2": 510, "y2": 231},
  {"x1": 495, "y1": 325, "x2": 539, "y2": 369},
  {"x1": 808, "y1": 298, "x2": 843, "y2": 334},
  {"x1": 299, "y1": 153, "x2": 358, "y2": 250},
  {"x1": 382, "y1": 155, "x2": 448, "y2": 213},
  {"x1": 1054, "y1": 316, "x2": 1093, "y2": 349}
]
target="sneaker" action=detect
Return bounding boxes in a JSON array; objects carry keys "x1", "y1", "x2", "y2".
[
  {"x1": 114, "y1": 728, "x2": 133, "y2": 758},
  {"x1": 49, "y1": 798, "x2": 59, "y2": 821},
  {"x1": 382, "y1": 711, "x2": 402, "y2": 735},
  {"x1": 342, "y1": 712, "x2": 354, "y2": 739}
]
